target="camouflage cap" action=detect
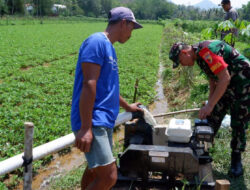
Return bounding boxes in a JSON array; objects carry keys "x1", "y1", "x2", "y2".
[{"x1": 169, "y1": 42, "x2": 187, "y2": 68}]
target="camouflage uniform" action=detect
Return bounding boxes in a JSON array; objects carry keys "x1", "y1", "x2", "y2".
[
  {"x1": 170, "y1": 40, "x2": 250, "y2": 152},
  {"x1": 193, "y1": 40, "x2": 250, "y2": 152}
]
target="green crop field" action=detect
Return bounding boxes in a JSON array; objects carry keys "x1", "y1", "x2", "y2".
[
  {"x1": 1, "y1": 18, "x2": 249, "y2": 190},
  {"x1": 0, "y1": 21, "x2": 163, "y2": 163}
]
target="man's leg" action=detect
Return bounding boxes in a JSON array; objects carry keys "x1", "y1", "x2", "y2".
[
  {"x1": 83, "y1": 127, "x2": 116, "y2": 189},
  {"x1": 85, "y1": 161, "x2": 117, "y2": 190},
  {"x1": 81, "y1": 166, "x2": 96, "y2": 190},
  {"x1": 230, "y1": 99, "x2": 249, "y2": 177},
  {"x1": 229, "y1": 118, "x2": 247, "y2": 177},
  {"x1": 229, "y1": 70, "x2": 250, "y2": 177}
]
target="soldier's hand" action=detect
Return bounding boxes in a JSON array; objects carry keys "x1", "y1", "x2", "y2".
[
  {"x1": 199, "y1": 104, "x2": 213, "y2": 119},
  {"x1": 75, "y1": 128, "x2": 93, "y2": 152}
]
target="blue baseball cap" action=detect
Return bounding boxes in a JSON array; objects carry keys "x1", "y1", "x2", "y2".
[{"x1": 108, "y1": 7, "x2": 143, "y2": 29}]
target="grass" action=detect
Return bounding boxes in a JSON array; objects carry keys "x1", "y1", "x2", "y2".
[
  {"x1": 161, "y1": 22, "x2": 207, "y2": 111},
  {"x1": 49, "y1": 164, "x2": 86, "y2": 190},
  {"x1": 211, "y1": 129, "x2": 250, "y2": 190}
]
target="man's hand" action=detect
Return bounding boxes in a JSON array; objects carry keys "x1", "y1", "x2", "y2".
[
  {"x1": 125, "y1": 102, "x2": 144, "y2": 113},
  {"x1": 199, "y1": 104, "x2": 214, "y2": 119},
  {"x1": 75, "y1": 128, "x2": 93, "y2": 152},
  {"x1": 119, "y1": 95, "x2": 144, "y2": 113}
]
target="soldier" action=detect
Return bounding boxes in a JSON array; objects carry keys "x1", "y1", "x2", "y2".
[{"x1": 169, "y1": 40, "x2": 250, "y2": 177}]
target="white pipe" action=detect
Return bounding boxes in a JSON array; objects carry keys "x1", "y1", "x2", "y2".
[
  {"x1": 114, "y1": 112, "x2": 132, "y2": 126},
  {"x1": 0, "y1": 133, "x2": 75, "y2": 176},
  {"x1": 0, "y1": 112, "x2": 133, "y2": 176}
]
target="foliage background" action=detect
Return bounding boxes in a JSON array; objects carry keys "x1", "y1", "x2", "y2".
[{"x1": 0, "y1": 0, "x2": 249, "y2": 21}]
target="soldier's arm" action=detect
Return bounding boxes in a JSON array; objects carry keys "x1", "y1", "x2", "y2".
[
  {"x1": 208, "y1": 78, "x2": 216, "y2": 100},
  {"x1": 199, "y1": 68, "x2": 230, "y2": 119},
  {"x1": 208, "y1": 68, "x2": 230, "y2": 108}
]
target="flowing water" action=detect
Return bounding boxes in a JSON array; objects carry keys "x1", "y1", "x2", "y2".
[
  {"x1": 14, "y1": 56, "x2": 168, "y2": 190},
  {"x1": 15, "y1": 147, "x2": 85, "y2": 190},
  {"x1": 148, "y1": 54, "x2": 168, "y2": 124}
]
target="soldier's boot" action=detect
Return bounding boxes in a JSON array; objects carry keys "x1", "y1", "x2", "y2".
[{"x1": 230, "y1": 151, "x2": 243, "y2": 177}]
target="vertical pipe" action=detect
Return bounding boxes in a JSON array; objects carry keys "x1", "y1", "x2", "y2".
[{"x1": 23, "y1": 122, "x2": 34, "y2": 190}]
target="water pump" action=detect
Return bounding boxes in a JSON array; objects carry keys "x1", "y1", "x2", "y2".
[{"x1": 114, "y1": 110, "x2": 215, "y2": 189}]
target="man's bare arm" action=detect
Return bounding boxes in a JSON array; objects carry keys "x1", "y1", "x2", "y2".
[
  {"x1": 75, "y1": 62, "x2": 100, "y2": 152},
  {"x1": 199, "y1": 68, "x2": 230, "y2": 119},
  {"x1": 119, "y1": 95, "x2": 143, "y2": 112}
]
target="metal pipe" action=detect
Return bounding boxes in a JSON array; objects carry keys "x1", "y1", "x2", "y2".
[{"x1": 0, "y1": 112, "x2": 133, "y2": 176}]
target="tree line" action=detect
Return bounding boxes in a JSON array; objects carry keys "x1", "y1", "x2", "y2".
[{"x1": 0, "y1": 0, "x2": 249, "y2": 21}]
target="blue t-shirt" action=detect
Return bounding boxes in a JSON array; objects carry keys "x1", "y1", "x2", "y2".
[{"x1": 71, "y1": 32, "x2": 120, "y2": 131}]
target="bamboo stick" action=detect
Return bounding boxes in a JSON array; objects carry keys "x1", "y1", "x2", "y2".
[{"x1": 153, "y1": 108, "x2": 200, "y2": 117}]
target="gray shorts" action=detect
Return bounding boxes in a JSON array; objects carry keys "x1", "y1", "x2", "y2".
[{"x1": 74, "y1": 126, "x2": 115, "y2": 169}]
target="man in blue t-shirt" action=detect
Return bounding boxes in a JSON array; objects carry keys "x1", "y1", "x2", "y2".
[{"x1": 71, "y1": 7, "x2": 143, "y2": 190}]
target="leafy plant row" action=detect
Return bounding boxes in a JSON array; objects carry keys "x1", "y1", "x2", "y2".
[
  {"x1": 173, "y1": 19, "x2": 250, "y2": 58},
  {"x1": 0, "y1": 21, "x2": 162, "y2": 165}
]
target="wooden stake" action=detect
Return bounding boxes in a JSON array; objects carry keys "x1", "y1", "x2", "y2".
[
  {"x1": 23, "y1": 122, "x2": 34, "y2": 190},
  {"x1": 133, "y1": 78, "x2": 139, "y2": 103},
  {"x1": 215, "y1": 180, "x2": 230, "y2": 190}
]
